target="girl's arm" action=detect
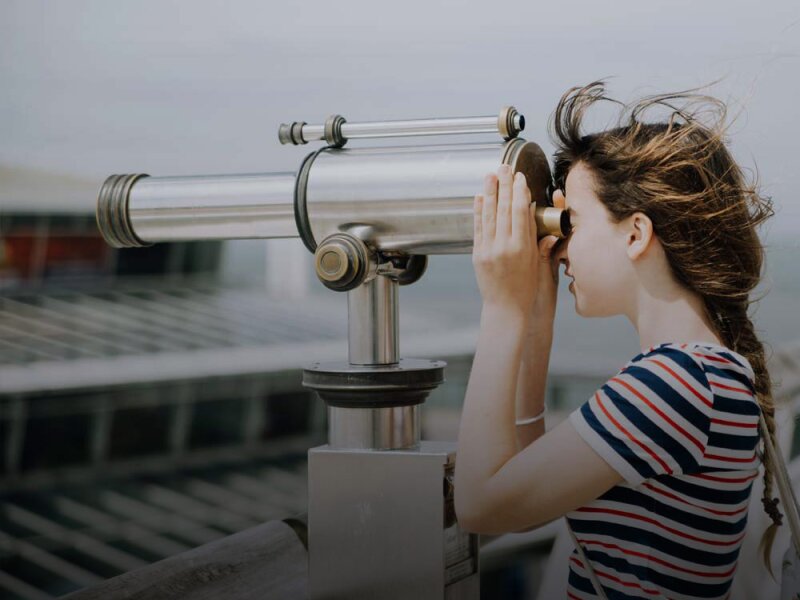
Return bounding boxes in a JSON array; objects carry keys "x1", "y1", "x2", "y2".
[
  {"x1": 514, "y1": 323, "x2": 552, "y2": 451},
  {"x1": 454, "y1": 165, "x2": 621, "y2": 535},
  {"x1": 455, "y1": 304, "x2": 621, "y2": 534}
]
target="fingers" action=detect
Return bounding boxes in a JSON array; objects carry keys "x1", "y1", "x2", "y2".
[
  {"x1": 495, "y1": 164, "x2": 513, "y2": 239},
  {"x1": 474, "y1": 194, "x2": 483, "y2": 246},
  {"x1": 538, "y1": 235, "x2": 561, "y2": 284},
  {"x1": 552, "y1": 188, "x2": 566, "y2": 209},
  {"x1": 511, "y1": 171, "x2": 530, "y2": 245},
  {"x1": 537, "y1": 235, "x2": 559, "y2": 261},
  {"x1": 482, "y1": 173, "x2": 497, "y2": 242}
]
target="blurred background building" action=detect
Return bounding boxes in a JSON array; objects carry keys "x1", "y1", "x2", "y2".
[{"x1": 1, "y1": 1, "x2": 799, "y2": 598}]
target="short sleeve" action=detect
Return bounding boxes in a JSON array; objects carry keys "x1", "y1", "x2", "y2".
[{"x1": 569, "y1": 346, "x2": 714, "y2": 487}]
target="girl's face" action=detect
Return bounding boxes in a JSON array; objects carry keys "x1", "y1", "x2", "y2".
[{"x1": 554, "y1": 162, "x2": 632, "y2": 318}]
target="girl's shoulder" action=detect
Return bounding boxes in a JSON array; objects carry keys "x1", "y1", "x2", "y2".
[
  {"x1": 622, "y1": 341, "x2": 758, "y2": 414},
  {"x1": 624, "y1": 341, "x2": 754, "y2": 378}
]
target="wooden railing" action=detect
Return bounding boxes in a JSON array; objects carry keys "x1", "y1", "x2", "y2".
[{"x1": 62, "y1": 517, "x2": 308, "y2": 600}]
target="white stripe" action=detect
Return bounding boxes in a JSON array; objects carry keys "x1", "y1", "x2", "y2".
[
  {"x1": 681, "y1": 470, "x2": 760, "y2": 492},
  {"x1": 709, "y1": 358, "x2": 755, "y2": 382},
  {"x1": 709, "y1": 421, "x2": 759, "y2": 436},
  {"x1": 706, "y1": 372, "x2": 754, "y2": 399},
  {"x1": 641, "y1": 480, "x2": 751, "y2": 520}
]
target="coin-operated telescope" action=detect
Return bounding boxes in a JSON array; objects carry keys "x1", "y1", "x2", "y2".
[{"x1": 96, "y1": 107, "x2": 570, "y2": 599}]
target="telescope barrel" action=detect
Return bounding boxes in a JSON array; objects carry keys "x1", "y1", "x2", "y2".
[
  {"x1": 97, "y1": 172, "x2": 298, "y2": 248},
  {"x1": 96, "y1": 139, "x2": 569, "y2": 254}
]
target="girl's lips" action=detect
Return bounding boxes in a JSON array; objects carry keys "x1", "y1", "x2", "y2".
[{"x1": 569, "y1": 280, "x2": 575, "y2": 293}]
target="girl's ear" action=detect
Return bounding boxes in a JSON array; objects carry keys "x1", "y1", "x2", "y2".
[{"x1": 623, "y1": 211, "x2": 655, "y2": 261}]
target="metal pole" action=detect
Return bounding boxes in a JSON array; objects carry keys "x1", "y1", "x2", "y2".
[
  {"x1": 347, "y1": 274, "x2": 398, "y2": 366},
  {"x1": 327, "y1": 274, "x2": 420, "y2": 450}
]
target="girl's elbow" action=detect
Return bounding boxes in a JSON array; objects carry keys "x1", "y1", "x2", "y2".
[
  {"x1": 454, "y1": 494, "x2": 482, "y2": 533},
  {"x1": 454, "y1": 493, "x2": 500, "y2": 535}
]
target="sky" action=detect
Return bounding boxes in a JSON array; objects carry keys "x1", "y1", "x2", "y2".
[{"x1": 1, "y1": 0, "x2": 798, "y2": 242}]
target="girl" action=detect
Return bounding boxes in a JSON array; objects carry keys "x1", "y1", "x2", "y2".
[{"x1": 454, "y1": 81, "x2": 779, "y2": 599}]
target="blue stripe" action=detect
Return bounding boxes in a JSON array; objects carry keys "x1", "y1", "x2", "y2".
[
  {"x1": 568, "y1": 518, "x2": 742, "y2": 567},
  {"x1": 712, "y1": 394, "x2": 760, "y2": 416},
  {"x1": 602, "y1": 382, "x2": 701, "y2": 474},
  {"x1": 587, "y1": 548, "x2": 736, "y2": 598},
  {"x1": 708, "y1": 430, "x2": 759, "y2": 451},
  {"x1": 580, "y1": 401, "x2": 656, "y2": 480},
  {"x1": 601, "y1": 486, "x2": 747, "y2": 536},
  {"x1": 717, "y1": 350, "x2": 750, "y2": 371},
  {"x1": 620, "y1": 361, "x2": 709, "y2": 428},
  {"x1": 657, "y1": 475, "x2": 755, "y2": 505}
]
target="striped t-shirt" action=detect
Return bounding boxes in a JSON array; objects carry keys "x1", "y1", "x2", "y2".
[{"x1": 566, "y1": 341, "x2": 761, "y2": 600}]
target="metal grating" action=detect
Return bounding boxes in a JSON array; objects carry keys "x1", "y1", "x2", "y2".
[
  {"x1": 0, "y1": 455, "x2": 308, "y2": 599},
  {"x1": 0, "y1": 278, "x2": 458, "y2": 396},
  {"x1": 0, "y1": 280, "x2": 347, "y2": 366}
]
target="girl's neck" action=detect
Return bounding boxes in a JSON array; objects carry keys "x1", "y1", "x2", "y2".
[{"x1": 629, "y1": 285, "x2": 723, "y2": 353}]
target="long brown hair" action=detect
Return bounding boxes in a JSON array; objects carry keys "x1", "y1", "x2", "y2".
[{"x1": 549, "y1": 80, "x2": 781, "y2": 570}]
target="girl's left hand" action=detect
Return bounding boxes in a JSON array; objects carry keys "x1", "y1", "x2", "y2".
[{"x1": 472, "y1": 164, "x2": 541, "y2": 317}]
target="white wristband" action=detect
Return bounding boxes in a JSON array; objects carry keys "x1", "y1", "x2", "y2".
[{"x1": 515, "y1": 406, "x2": 546, "y2": 426}]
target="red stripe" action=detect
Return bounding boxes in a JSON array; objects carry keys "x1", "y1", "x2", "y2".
[
  {"x1": 709, "y1": 380, "x2": 751, "y2": 394},
  {"x1": 595, "y1": 392, "x2": 673, "y2": 474},
  {"x1": 711, "y1": 417, "x2": 757, "y2": 428},
  {"x1": 649, "y1": 358, "x2": 713, "y2": 407},
  {"x1": 567, "y1": 592, "x2": 583, "y2": 600},
  {"x1": 705, "y1": 453, "x2": 756, "y2": 464},
  {"x1": 575, "y1": 506, "x2": 746, "y2": 546},
  {"x1": 569, "y1": 556, "x2": 663, "y2": 596},
  {"x1": 642, "y1": 482, "x2": 748, "y2": 517},
  {"x1": 691, "y1": 351, "x2": 733, "y2": 365},
  {"x1": 691, "y1": 471, "x2": 758, "y2": 484},
  {"x1": 610, "y1": 376, "x2": 704, "y2": 452},
  {"x1": 577, "y1": 537, "x2": 737, "y2": 578}
]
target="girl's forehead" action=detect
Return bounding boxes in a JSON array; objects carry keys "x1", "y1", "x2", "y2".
[
  {"x1": 565, "y1": 164, "x2": 595, "y2": 195},
  {"x1": 564, "y1": 164, "x2": 599, "y2": 212}
]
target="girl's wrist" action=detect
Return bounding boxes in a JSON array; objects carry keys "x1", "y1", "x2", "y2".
[{"x1": 480, "y1": 302, "x2": 530, "y2": 329}]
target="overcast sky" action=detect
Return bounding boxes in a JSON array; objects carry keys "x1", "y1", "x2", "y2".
[{"x1": 1, "y1": 0, "x2": 798, "y2": 240}]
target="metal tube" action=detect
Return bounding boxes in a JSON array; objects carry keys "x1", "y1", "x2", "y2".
[
  {"x1": 301, "y1": 138, "x2": 561, "y2": 254},
  {"x1": 96, "y1": 139, "x2": 568, "y2": 252},
  {"x1": 280, "y1": 107, "x2": 524, "y2": 146},
  {"x1": 328, "y1": 405, "x2": 420, "y2": 450},
  {"x1": 347, "y1": 275, "x2": 398, "y2": 366},
  {"x1": 308, "y1": 116, "x2": 508, "y2": 140},
  {"x1": 97, "y1": 172, "x2": 297, "y2": 248}
]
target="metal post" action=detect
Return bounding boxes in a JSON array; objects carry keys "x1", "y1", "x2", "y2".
[
  {"x1": 327, "y1": 274, "x2": 420, "y2": 450},
  {"x1": 347, "y1": 274, "x2": 398, "y2": 366}
]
